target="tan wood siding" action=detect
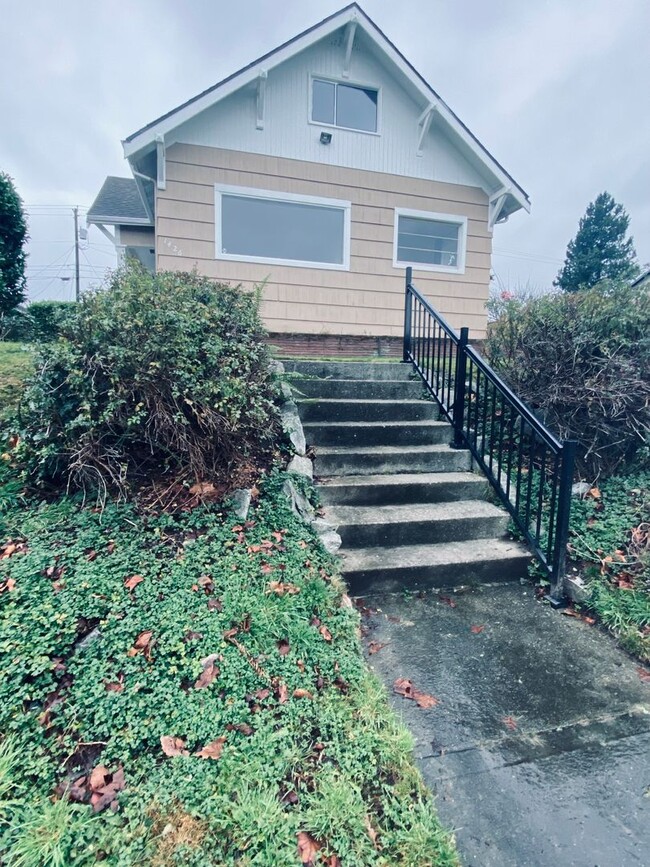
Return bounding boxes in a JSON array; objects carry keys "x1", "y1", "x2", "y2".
[{"x1": 157, "y1": 144, "x2": 493, "y2": 337}]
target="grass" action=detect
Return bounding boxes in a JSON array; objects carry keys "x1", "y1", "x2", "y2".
[
  {"x1": 568, "y1": 472, "x2": 650, "y2": 661},
  {"x1": 0, "y1": 342, "x2": 33, "y2": 420},
  {"x1": 0, "y1": 465, "x2": 459, "y2": 866}
]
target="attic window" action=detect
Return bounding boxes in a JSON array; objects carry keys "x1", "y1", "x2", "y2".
[{"x1": 312, "y1": 79, "x2": 378, "y2": 133}]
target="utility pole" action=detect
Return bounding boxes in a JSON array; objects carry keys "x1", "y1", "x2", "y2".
[{"x1": 73, "y1": 206, "x2": 80, "y2": 302}]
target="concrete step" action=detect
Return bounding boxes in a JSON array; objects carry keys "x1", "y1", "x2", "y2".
[
  {"x1": 298, "y1": 398, "x2": 437, "y2": 424},
  {"x1": 341, "y1": 538, "x2": 531, "y2": 594},
  {"x1": 289, "y1": 378, "x2": 426, "y2": 400},
  {"x1": 318, "y1": 472, "x2": 488, "y2": 506},
  {"x1": 315, "y1": 444, "x2": 471, "y2": 476},
  {"x1": 282, "y1": 360, "x2": 414, "y2": 381},
  {"x1": 304, "y1": 419, "x2": 451, "y2": 448},
  {"x1": 326, "y1": 500, "x2": 509, "y2": 548}
]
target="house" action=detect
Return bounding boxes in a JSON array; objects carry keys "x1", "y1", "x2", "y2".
[
  {"x1": 87, "y1": 3, "x2": 529, "y2": 352},
  {"x1": 631, "y1": 267, "x2": 650, "y2": 289}
]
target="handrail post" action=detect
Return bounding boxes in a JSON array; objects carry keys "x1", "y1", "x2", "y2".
[
  {"x1": 548, "y1": 439, "x2": 577, "y2": 605},
  {"x1": 451, "y1": 326, "x2": 469, "y2": 448},
  {"x1": 403, "y1": 267, "x2": 413, "y2": 362}
]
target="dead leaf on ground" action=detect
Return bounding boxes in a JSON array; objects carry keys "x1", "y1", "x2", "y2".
[
  {"x1": 297, "y1": 831, "x2": 321, "y2": 865},
  {"x1": 86, "y1": 549, "x2": 98, "y2": 562},
  {"x1": 587, "y1": 486, "x2": 601, "y2": 499},
  {"x1": 266, "y1": 580, "x2": 300, "y2": 595},
  {"x1": 194, "y1": 654, "x2": 220, "y2": 689},
  {"x1": 319, "y1": 625, "x2": 332, "y2": 642},
  {"x1": 637, "y1": 667, "x2": 650, "y2": 683},
  {"x1": 367, "y1": 640, "x2": 389, "y2": 655},
  {"x1": 0, "y1": 578, "x2": 16, "y2": 593},
  {"x1": 124, "y1": 574, "x2": 144, "y2": 591},
  {"x1": 207, "y1": 597, "x2": 223, "y2": 611},
  {"x1": 293, "y1": 688, "x2": 313, "y2": 700},
  {"x1": 364, "y1": 814, "x2": 379, "y2": 848},
  {"x1": 439, "y1": 595, "x2": 457, "y2": 607},
  {"x1": 160, "y1": 736, "x2": 189, "y2": 757},
  {"x1": 278, "y1": 639, "x2": 291, "y2": 656},
  {"x1": 470, "y1": 625, "x2": 485, "y2": 634},
  {"x1": 226, "y1": 722, "x2": 253, "y2": 736},
  {"x1": 194, "y1": 736, "x2": 226, "y2": 760},
  {"x1": 393, "y1": 677, "x2": 439, "y2": 709},
  {"x1": 502, "y1": 715, "x2": 518, "y2": 731},
  {"x1": 261, "y1": 563, "x2": 274, "y2": 575},
  {"x1": 276, "y1": 682, "x2": 289, "y2": 704},
  {"x1": 127, "y1": 630, "x2": 153, "y2": 659}
]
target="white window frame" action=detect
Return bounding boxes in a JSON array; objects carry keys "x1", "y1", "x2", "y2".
[
  {"x1": 215, "y1": 184, "x2": 351, "y2": 271},
  {"x1": 393, "y1": 208, "x2": 468, "y2": 275},
  {"x1": 308, "y1": 75, "x2": 381, "y2": 136}
]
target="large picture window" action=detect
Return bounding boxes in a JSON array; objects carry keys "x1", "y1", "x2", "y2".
[
  {"x1": 215, "y1": 185, "x2": 351, "y2": 270},
  {"x1": 394, "y1": 209, "x2": 467, "y2": 274},
  {"x1": 311, "y1": 78, "x2": 379, "y2": 133}
]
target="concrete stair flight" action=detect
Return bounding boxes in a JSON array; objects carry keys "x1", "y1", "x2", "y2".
[{"x1": 285, "y1": 359, "x2": 530, "y2": 593}]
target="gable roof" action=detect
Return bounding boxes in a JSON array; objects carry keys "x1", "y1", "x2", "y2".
[
  {"x1": 87, "y1": 176, "x2": 152, "y2": 225},
  {"x1": 122, "y1": 3, "x2": 529, "y2": 216}
]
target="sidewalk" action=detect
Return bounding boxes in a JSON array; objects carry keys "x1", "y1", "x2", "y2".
[{"x1": 362, "y1": 582, "x2": 650, "y2": 867}]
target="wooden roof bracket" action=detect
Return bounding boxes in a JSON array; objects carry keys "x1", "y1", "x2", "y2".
[
  {"x1": 256, "y1": 69, "x2": 268, "y2": 130},
  {"x1": 342, "y1": 18, "x2": 358, "y2": 78},
  {"x1": 417, "y1": 102, "x2": 438, "y2": 156}
]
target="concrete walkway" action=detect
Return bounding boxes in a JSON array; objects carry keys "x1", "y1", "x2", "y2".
[{"x1": 362, "y1": 583, "x2": 650, "y2": 867}]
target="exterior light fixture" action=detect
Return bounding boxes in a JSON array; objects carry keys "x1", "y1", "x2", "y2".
[{"x1": 320, "y1": 131, "x2": 332, "y2": 144}]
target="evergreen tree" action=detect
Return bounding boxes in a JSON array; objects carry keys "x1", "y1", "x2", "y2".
[
  {"x1": 0, "y1": 172, "x2": 28, "y2": 314},
  {"x1": 554, "y1": 192, "x2": 639, "y2": 292}
]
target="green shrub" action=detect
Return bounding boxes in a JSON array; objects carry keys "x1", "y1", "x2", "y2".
[
  {"x1": 26, "y1": 300, "x2": 77, "y2": 342},
  {"x1": 17, "y1": 263, "x2": 280, "y2": 497},
  {"x1": 486, "y1": 281, "x2": 650, "y2": 478}
]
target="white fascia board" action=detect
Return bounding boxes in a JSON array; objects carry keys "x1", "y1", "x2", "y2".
[
  {"x1": 87, "y1": 215, "x2": 153, "y2": 227},
  {"x1": 122, "y1": 9, "x2": 356, "y2": 159}
]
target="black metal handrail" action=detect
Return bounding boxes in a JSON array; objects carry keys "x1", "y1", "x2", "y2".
[{"x1": 403, "y1": 267, "x2": 576, "y2": 598}]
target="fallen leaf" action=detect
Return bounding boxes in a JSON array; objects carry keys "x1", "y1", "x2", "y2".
[
  {"x1": 319, "y1": 625, "x2": 332, "y2": 642},
  {"x1": 413, "y1": 691, "x2": 440, "y2": 709},
  {"x1": 194, "y1": 736, "x2": 226, "y2": 760},
  {"x1": 393, "y1": 677, "x2": 439, "y2": 709},
  {"x1": 439, "y1": 596, "x2": 457, "y2": 607},
  {"x1": 106, "y1": 541, "x2": 116, "y2": 554},
  {"x1": 231, "y1": 525, "x2": 244, "y2": 532},
  {"x1": 277, "y1": 682, "x2": 289, "y2": 703},
  {"x1": 277, "y1": 639, "x2": 290, "y2": 656},
  {"x1": 588, "y1": 486, "x2": 601, "y2": 499},
  {"x1": 226, "y1": 722, "x2": 254, "y2": 736},
  {"x1": 207, "y1": 597, "x2": 223, "y2": 611},
  {"x1": 160, "y1": 736, "x2": 189, "y2": 757},
  {"x1": 364, "y1": 814, "x2": 379, "y2": 848},
  {"x1": 561, "y1": 608, "x2": 581, "y2": 618},
  {"x1": 637, "y1": 667, "x2": 650, "y2": 683},
  {"x1": 293, "y1": 688, "x2": 313, "y2": 699},
  {"x1": 470, "y1": 625, "x2": 485, "y2": 634},
  {"x1": 124, "y1": 574, "x2": 144, "y2": 591},
  {"x1": 127, "y1": 631, "x2": 153, "y2": 658},
  {"x1": 502, "y1": 716, "x2": 518, "y2": 731},
  {"x1": 367, "y1": 640, "x2": 389, "y2": 655},
  {"x1": 223, "y1": 627, "x2": 239, "y2": 640},
  {"x1": 0, "y1": 578, "x2": 16, "y2": 593},
  {"x1": 89, "y1": 765, "x2": 109, "y2": 792},
  {"x1": 266, "y1": 580, "x2": 301, "y2": 595},
  {"x1": 86, "y1": 549, "x2": 98, "y2": 562},
  {"x1": 297, "y1": 831, "x2": 321, "y2": 865},
  {"x1": 271, "y1": 531, "x2": 285, "y2": 543},
  {"x1": 194, "y1": 655, "x2": 220, "y2": 689},
  {"x1": 197, "y1": 575, "x2": 214, "y2": 593},
  {"x1": 582, "y1": 615, "x2": 596, "y2": 625},
  {"x1": 261, "y1": 563, "x2": 273, "y2": 575}
]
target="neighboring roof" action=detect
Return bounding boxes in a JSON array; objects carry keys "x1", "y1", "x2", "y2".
[
  {"x1": 87, "y1": 176, "x2": 152, "y2": 226},
  {"x1": 631, "y1": 266, "x2": 650, "y2": 287},
  {"x1": 122, "y1": 3, "x2": 529, "y2": 215}
]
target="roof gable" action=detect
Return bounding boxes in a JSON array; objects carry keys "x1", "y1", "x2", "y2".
[{"x1": 123, "y1": 3, "x2": 529, "y2": 216}]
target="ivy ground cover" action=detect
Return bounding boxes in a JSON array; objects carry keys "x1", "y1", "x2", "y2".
[{"x1": 0, "y1": 472, "x2": 458, "y2": 866}]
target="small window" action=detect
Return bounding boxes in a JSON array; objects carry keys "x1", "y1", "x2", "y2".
[
  {"x1": 394, "y1": 210, "x2": 467, "y2": 273},
  {"x1": 215, "y1": 185, "x2": 351, "y2": 270},
  {"x1": 311, "y1": 78, "x2": 378, "y2": 133}
]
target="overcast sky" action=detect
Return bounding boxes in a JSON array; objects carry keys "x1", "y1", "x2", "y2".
[{"x1": 2, "y1": 0, "x2": 648, "y2": 301}]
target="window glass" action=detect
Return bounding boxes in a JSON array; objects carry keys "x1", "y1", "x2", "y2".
[
  {"x1": 311, "y1": 79, "x2": 378, "y2": 132},
  {"x1": 221, "y1": 194, "x2": 346, "y2": 265},
  {"x1": 397, "y1": 216, "x2": 460, "y2": 267},
  {"x1": 336, "y1": 84, "x2": 378, "y2": 132},
  {"x1": 312, "y1": 79, "x2": 335, "y2": 124}
]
